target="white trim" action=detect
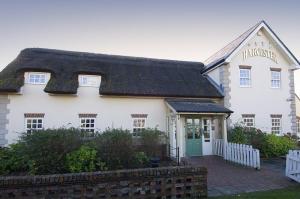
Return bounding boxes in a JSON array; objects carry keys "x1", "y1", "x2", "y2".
[
  {"x1": 79, "y1": 117, "x2": 96, "y2": 132},
  {"x1": 165, "y1": 102, "x2": 178, "y2": 113},
  {"x1": 24, "y1": 117, "x2": 44, "y2": 132},
  {"x1": 132, "y1": 116, "x2": 147, "y2": 136},
  {"x1": 271, "y1": 116, "x2": 282, "y2": 135},
  {"x1": 78, "y1": 75, "x2": 101, "y2": 87},
  {"x1": 25, "y1": 72, "x2": 50, "y2": 85},
  {"x1": 270, "y1": 70, "x2": 281, "y2": 89},
  {"x1": 239, "y1": 68, "x2": 251, "y2": 88},
  {"x1": 242, "y1": 115, "x2": 255, "y2": 127}
]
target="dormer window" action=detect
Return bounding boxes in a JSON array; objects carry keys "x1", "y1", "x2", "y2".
[
  {"x1": 78, "y1": 75, "x2": 101, "y2": 87},
  {"x1": 26, "y1": 72, "x2": 50, "y2": 85}
]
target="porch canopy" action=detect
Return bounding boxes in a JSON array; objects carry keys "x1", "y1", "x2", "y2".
[{"x1": 165, "y1": 98, "x2": 233, "y2": 114}]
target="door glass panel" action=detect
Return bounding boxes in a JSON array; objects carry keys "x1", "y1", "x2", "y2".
[
  {"x1": 186, "y1": 125, "x2": 193, "y2": 139},
  {"x1": 186, "y1": 119, "x2": 193, "y2": 125},
  {"x1": 203, "y1": 119, "x2": 211, "y2": 142},
  {"x1": 195, "y1": 126, "x2": 201, "y2": 139}
]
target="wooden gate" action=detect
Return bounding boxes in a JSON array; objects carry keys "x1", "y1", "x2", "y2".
[{"x1": 286, "y1": 150, "x2": 300, "y2": 183}]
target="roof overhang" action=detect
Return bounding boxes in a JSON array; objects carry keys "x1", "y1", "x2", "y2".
[{"x1": 165, "y1": 98, "x2": 233, "y2": 116}]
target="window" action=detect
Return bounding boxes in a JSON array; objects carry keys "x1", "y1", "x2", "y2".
[
  {"x1": 78, "y1": 75, "x2": 101, "y2": 87},
  {"x1": 24, "y1": 113, "x2": 44, "y2": 132},
  {"x1": 203, "y1": 119, "x2": 211, "y2": 142},
  {"x1": 28, "y1": 73, "x2": 47, "y2": 84},
  {"x1": 242, "y1": 114, "x2": 255, "y2": 128},
  {"x1": 131, "y1": 114, "x2": 147, "y2": 136},
  {"x1": 271, "y1": 69, "x2": 281, "y2": 88},
  {"x1": 271, "y1": 115, "x2": 282, "y2": 135},
  {"x1": 79, "y1": 114, "x2": 97, "y2": 132},
  {"x1": 239, "y1": 67, "x2": 251, "y2": 87}
]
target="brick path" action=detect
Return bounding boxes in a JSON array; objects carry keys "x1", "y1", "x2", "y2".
[{"x1": 187, "y1": 156, "x2": 298, "y2": 197}]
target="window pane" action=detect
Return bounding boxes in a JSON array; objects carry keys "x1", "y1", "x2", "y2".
[
  {"x1": 186, "y1": 126, "x2": 193, "y2": 139},
  {"x1": 195, "y1": 127, "x2": 201, "y2": 139},
  {"x1": 240, "y1": 69, "x2": 251, "y2": 86}
]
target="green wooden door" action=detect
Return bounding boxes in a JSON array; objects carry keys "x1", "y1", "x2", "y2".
[{"x1": 186, "y1": 118, "x2": 202, "y2": 156}]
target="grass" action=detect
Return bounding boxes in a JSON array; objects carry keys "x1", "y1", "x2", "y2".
[{"x1": 210, "y1": 186, "x2": 300, "y2": 199}]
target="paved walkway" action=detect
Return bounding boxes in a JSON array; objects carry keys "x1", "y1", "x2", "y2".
[{"x1": 187, "y1": 156, "x2": 298, "y2": 197}]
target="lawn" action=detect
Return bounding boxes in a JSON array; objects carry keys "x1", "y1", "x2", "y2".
[{"x1": 210, "y1": 186, "x2": 300, "y2": 199}]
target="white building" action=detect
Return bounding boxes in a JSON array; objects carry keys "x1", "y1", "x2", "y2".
[
  {"x1": 0, "y1": 20, "x2": 299, "y2": 158},
  {"x1": 295, "y1": 94, "x2": 300, "y2": 138}
]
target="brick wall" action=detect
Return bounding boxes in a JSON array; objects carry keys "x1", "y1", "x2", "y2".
[{"x1": 0, "y1": 166, "x2": 207, "y2": 198}]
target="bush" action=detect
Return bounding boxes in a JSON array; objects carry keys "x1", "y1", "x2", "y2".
[
  {"x1": 228, "y1": 124, "x2": 297, "y2": 158},
  {"x1": 228, "y1": 124, "x2": 248, "y2": 144},
  {"x1": 0, "y1": 143, "x2": 32, "y2": 175},
  {"x1": 18, "y1": 128, "x2": 93, "y2": 174},
  {"x1": 1, "y1": 127, "x2": 165, "y2": 175},
  {"x1": 132, "y1": 152, "x2": 149, "y2": 168},
  {"x1": 261, "y1": 134, "x2": 297, "y2": 158},
  {"x1": 92, "y1": 128, "x2": 135, "y2": 170},
  {"x1": 66, "y1": 145, "x2": 107, "y2": 172},
  {"x1": 138, "y1": 128, "x2": 166, "y2": 157}
]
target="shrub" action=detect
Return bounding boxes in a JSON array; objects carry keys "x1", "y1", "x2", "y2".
[
  {"x1": 0, "y1": 143, "x2": 32, "y2": 175},
  {"x1": 138, "y1": 128, "x2": 166, "y2": 157},
  {"x1": 66, "y1": 145, "x2": 107, "y2": 172},
  {"x1": 92, "y1": 128, "x2": 135, "y2": 170},
  {"x1": 132, "y1": 152, "x2": 149, "y2": 168},
  {"x1": 261, "y1": 134, "x2": 297, "y2": 158},
  {"x1": 228, "y1": 124, "x2": 248, "y2": 144},
  {"x1": 228, "y1": 124, "x2": 297, "y2": 158},
  {"x1": 18, "y1": 128, "x2": 93, "y2": 174}
]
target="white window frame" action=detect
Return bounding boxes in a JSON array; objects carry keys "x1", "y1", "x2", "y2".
[
  {"x1": 132, "y1": 117, "x2": 147, "y2": 136},
  {"x1": 79, "y1": 117, "x2": 96, "y2": 132},
  {"x1": 25, "y1": 118, "x2": 44, "y2": 132},
  {"x1": 271, "y1": 116, "x2": 282, "y2": 135},
  {"x1": 202, "y1": 118, "x2": 211, "y2": 142},
  {"x1": 26, "y1": 72, "x2": 48, "y2": 85},
  {"x1": 297, "y1": 119, "x2": 300, "y2": 134},
  {"x1": 239, "y1": 68, "x2": 251, "y2": 87},
  {"x1": 271, "y1": 70, "x2": 281, "y2": 88},
  {"x1": 78, "y1": 75, "x2": 101, "y2": 87},
  {"x1": 242, "y1": 115, "x2": 255, "y2": 128}
]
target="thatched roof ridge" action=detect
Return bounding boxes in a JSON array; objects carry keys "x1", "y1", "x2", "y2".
[{"x1": 0, "y1": 48, "x2": 223, "y2": 98}]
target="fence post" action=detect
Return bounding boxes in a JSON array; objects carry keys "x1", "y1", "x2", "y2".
[{"x1": 256, "y1": 150, "x2": 260, "y2": 170}]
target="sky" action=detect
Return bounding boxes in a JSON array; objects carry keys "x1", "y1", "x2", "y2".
[{"x1": 1, "y1": 0, "x2": 300, "y2": 94}]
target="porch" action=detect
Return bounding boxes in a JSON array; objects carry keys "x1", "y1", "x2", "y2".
[
  {"x1": 165, "y1": 98, "x2": 232, "y2": 159},
  {"x1": 187, "y1": 156, "x2": 297, "y2": 197}
]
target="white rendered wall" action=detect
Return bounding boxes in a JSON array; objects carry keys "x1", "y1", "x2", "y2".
[
  {"x1": 207, "y1": 67, "x2": 220, "y2": 85},
  {"x1": 6, "y1": 84, "x2": 167, "y2": 144},
  {"x1": 228, "y1": 30, "x2": 293, "y2": 134},
  {"x1": 296, "y1": 95, "x2": 300, "y2": 117}
]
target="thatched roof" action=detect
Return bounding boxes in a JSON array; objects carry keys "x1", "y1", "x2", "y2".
[{"x1": 0, "y1": 48, "x2": 223, "y2": 98}]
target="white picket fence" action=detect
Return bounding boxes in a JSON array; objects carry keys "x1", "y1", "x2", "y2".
[
  {"x1": 213, "y1": 139, "x2": 224, "y2": 157},
  {"x1": 286, "y1": 150, "x2": 300, "y2": 183},
  {"x1": 213, "y1": 139, "x2": 260, "y2": 169}
]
